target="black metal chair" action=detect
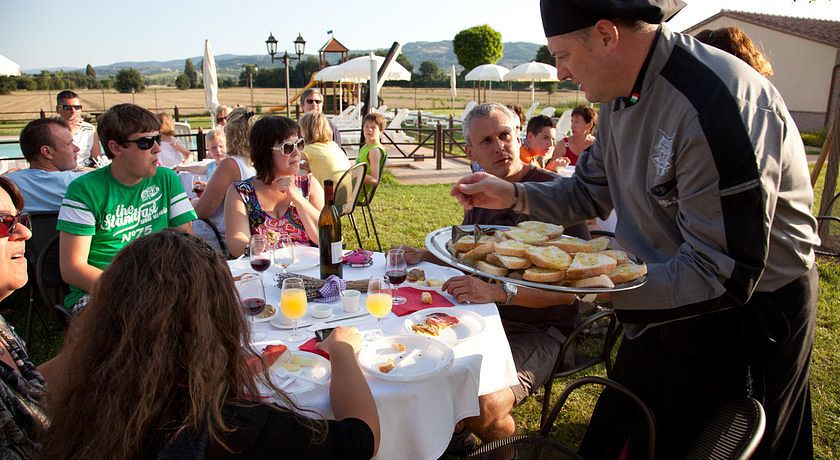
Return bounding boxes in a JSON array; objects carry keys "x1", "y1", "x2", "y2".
[
  {"x1": 35, "y1": 234, "x2": 71, "y2": 329},
  {"x1": 815, "y1": 191, "x2": 840, "y2": 257},
  {"x1": 199, "y1": 217, "x2": 230, "y2": 258},
  {"x1": 23, "y1": 212, "x2": 60, "y2": 341},
  {"x1": 469, "y1": 435, "x2": 582, "y2": 460},
  {"x1": 333, "y1": 163, "x2": 368, "y2": 249},
  {"x1": 685, "y1": 398, "x2": 766, "y2": 460},
  {"x1": 352, "y1": 151, "x2": 387, "y2": 252}
]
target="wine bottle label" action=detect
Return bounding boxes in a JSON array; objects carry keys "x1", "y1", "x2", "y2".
[{"x1": 331, "y1": 240, "x2": 343, "y2": 264}]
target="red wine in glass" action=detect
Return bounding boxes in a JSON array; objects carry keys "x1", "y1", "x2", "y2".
[
  {"x1": 242, "y1": 297, "x2": 266, "y2": 316},
  {"x1": 250, "y1": 258, "x2": 271, "y2": 272},
  {"x1": 385, "y1": 269, "x2": 407, "y2": 285},
  {"x1": 193, "y1": 185, "x2": 204, "y2": 198}
]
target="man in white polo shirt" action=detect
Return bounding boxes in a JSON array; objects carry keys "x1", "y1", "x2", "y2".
[{"x1": 55, "y1": 90, "x2": 102, "y2": 167}]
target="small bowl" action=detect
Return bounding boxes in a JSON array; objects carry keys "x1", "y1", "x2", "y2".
[
  {"x1": 340, "y1": 289, "x2": 361, "y2": 313},
  {"x1": 310, "y1": 303, "x2": 333, "y2": 319}
]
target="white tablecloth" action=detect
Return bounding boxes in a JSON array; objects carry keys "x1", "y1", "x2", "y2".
[{"x1": 229, "y1": 249, "x2": 519, "y2": 460}]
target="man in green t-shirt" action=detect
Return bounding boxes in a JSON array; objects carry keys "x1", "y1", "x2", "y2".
[{"x1": 57, "y1": 104, "x2": 197, "y2": 310}]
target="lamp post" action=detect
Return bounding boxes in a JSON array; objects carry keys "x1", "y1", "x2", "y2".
[{"x1": 265, "y1": 32, "x2": 306, "y2": 117}]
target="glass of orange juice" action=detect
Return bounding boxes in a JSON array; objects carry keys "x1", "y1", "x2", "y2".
[
  {"x1": 281, "y1": 277, "x2": 308, "y2": 341},
  {"x1": 366, "y1": 276, "x2": 393, "y2": 339}
]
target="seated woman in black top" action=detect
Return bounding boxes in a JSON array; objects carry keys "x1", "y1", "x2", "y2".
[{"x1": 43, "y1": 229, "x2": 379, "y2": 459}]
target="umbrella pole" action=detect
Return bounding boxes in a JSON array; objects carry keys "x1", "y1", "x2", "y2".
[{"x1": 531, "y1": 82, "x2": 535, "y2": 103}]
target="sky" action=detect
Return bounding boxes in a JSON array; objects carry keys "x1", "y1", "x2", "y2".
[{"x1": 2, "y1": 0, "x2": 839, "y2": 71}]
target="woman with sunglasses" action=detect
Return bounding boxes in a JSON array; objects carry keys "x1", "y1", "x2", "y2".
[
  {"x1": 43, "y1": 230, "x2": 379, "y2": 459},
  {"x1": 299, "y1": 112, "x2": 351, "y2": 189},
  {"x1": 225, "y1": 116, "x2": 324, "y2": 258},
  {"x1": 0, "y1": 176, "x2": 56, "y2": 458}
]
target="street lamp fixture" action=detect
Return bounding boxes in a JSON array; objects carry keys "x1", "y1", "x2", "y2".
[{"x1": 265, "y1": 32, "x2": 306, "y2": 117}]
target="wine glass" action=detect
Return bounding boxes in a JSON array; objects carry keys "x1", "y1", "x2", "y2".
[
  {"x1": 239, "y1": 273, "x2": 266, "y2": 341},
  {"x1": 273, "y1": 234, "x2": 294, "y2": 274},
  {"x1": 366, "y1": 276, "x2": 393, "y2": 339},
  {"x1": 385, "y1": 249, "x2": 408, "y2": 305},
  {"x1": 281, "y1": 277, "x2": 308, "y2": 341},
  {"x1": 191, "y1": 175, "x2": 205, "y2": 198},
  {"x1": 249, "y1": 234, "x2": 272, "y2": 273}
]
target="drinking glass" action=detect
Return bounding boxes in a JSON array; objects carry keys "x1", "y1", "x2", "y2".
[
  {"x1": 249, "y1": 234, "x2": 272, "y2": 273},
  {"x1": 191, "y1": 175, "x2": 205, "y2": 198},
  {"x1": 239, "y1": 273, "x2": 266, "y2": 341},
  {"x1": 281, "y1": 277, "x2": 308, "y2": 341},
  {"x1": 273, "y1": 234, "x2": 294, "y2": 274},
  {"x1": 385, "y1": 249, "x2": 408, "y2": 305},
  {"x1": 366, "y1": 276, "x2": 393, "y2": 339}
]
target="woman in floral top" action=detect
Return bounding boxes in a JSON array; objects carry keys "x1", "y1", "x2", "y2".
[{"x1": 224, "y1": 116, "x2": 324, "y2": 258}]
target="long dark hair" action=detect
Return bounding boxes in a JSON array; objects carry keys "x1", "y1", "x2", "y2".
[
  {"x1": 43, "y1": 230, "x2": 324, "y2": 459},
  {"x1": 249, "y1": 115, "x2": 300, "y2": 184}
]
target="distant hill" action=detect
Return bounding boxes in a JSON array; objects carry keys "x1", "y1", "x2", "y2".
[{"x1": 24, "y1": 40, "x2": 544, "y2": 80}]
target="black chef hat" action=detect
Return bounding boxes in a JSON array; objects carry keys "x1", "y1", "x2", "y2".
[{"x1": 540, "y1": 0, "x2": 686, "y2": 37}]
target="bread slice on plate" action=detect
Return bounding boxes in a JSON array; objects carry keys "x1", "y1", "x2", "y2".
[
  {"x1": 565, "y1": 253, "x2": 618, "y2": 279},
  {"x1": 454, "y1": 234, "x2": 495, "y2": 252},
  {"x1": 463, "y1": 241, "x2": 495, "y2": 260},
  {"x1": 516, "y1": 221, "x2": 565, "y2": 238},
  {"x1": 503, "y1": 228, "x2": 549, "y2": 245},
  {"x1": 476, "y1": 259, "x2": 509, "y2": 276},
  {"x1": 496, "y1": 254, "x2": 532, "y2": 270},
  {"x1": 608, "y1": 263, "x2": 648, "y2": 284},
  {"x1": 525, "y1": 246, "x2": 572, "y2": 270},
  {"x1": 600, "y1": 249, "x2": 629, "y2": 265},
  {"x1": 523, "y1": 266, "x2": 565, "y2": 283},
  {"x1": 588, "y1": 236, "x2": 611, "y2": 252},
  {"x1": 571, "y1": 274, "x2": 615, "y2": 288},
  {"x1": 544, "y1": 236, "x2": 593, "y2": 253},
  {"x1": 495, "y1": 239, "x2": 534, "y2": 257}
]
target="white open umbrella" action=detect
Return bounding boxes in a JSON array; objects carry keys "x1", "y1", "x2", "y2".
[
  {"x1": 328, "y1": 55, "x2": 411, "y2": 82},
  {"x1": 0, "y1": 54, "x2": 21, "y2": 77},
  {"x1": 503, "y1": 61, "x2": 560, "y2": 103},
  {"x1": 203, "y1": 39, "x2": 219, "y2": 122},
  {"x1": 465, "y1": 64, "x2": 508, "y2": 102}
]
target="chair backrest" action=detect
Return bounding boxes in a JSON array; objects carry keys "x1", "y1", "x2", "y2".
[
  {"x1": 524, "y1": 101, "x2": 540, "y2": 119},
  {"x1": 173, "y1": 122, "x2": 191, "y2": 136},
  {"x1": 25, "y1": 212, "x2": 59, "y2": 264},
  {"x1": 469, "y1": 435, "x2": 582, "y2": 460},
  {"x1": 386, "y1": 108, "x2": 410, "y2": 131},
  {"x1": 541, "y1": 106, "x2": 556, "y2": 117},
  {"x1": 333, "y1": 163, "x2": 367, "y2": 217},
  {"x1": 555, "y1": 109, "x2": 573, "y2": 139},
  {"x1": 685, "y1": 398, "x2": 766, "y2": 460},
  {"x1": 815, "y1": 216, "x2": 840, "y2": 257},
  {"x1": 358, "y1": 148, "x2": 387, "y2": 207},
  {"x1": 35, "y1": 234, "x2": 70, "y2": 327}
]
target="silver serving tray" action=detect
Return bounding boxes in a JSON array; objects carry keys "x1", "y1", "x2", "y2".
[{"x1": 424, "y1": 225, "x2": 647, "y2": 294}]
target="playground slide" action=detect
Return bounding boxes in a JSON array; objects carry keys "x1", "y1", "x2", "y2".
[{"x1": 268, "y1": 72, "x2": 320, "y2": 113}]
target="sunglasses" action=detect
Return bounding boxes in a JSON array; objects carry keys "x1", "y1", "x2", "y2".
[
  {"x1": 271, "y1": 138, "x2": 305, "y2": 155},
  {"x1": 61, "y1": 104, "x2": 83, "y2": 111},
  {"x1": 305, "y1": 98, "x2": 323, "y2": 105},
  {"x1": 124, "y1": 135, "x2": 161, "y2": 150},
  {"x1": 0, "y1": 213, "x2": 31, "y2": 238}
]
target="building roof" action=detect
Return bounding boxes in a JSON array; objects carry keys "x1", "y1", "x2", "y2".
[
  {"x1": 319, "y1": 37, "x2": 349, "y2": 53},
  {"x1": 684, "y1": 10, "x2": 840, "y2": 48}
]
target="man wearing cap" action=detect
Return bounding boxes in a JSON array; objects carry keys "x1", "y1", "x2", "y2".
[{"x1": 451, "y1": 1, "x2": 819, "y2": 458}]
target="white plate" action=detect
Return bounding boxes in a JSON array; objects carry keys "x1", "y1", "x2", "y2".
[
  {"x1": 406, "y1": 265, "x2": 463, "y2": 290},
  {"x1": 268, "y1": 303, "x2": 369, "y2": 330},
  {"x1": 285, "y1": 246, "x2": 320, "y2": 272},
  {"x1": 359, "y1": 335, "x2": 454, "y2": 382},
  {"x1": 403, "y1": 307, "x2": 486, "y2": 343},
  {"x1": 252, "y1": 303, "x2": 280, "y2": 323},
  {"x1": 265, "y1": 350, "x2": 331, "y2": 395}
]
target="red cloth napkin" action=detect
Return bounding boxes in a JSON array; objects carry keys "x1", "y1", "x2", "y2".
[
  {"x1": 298, "y1": 338, "x2": 330, "y2": 360},
  {"x1": 391, "y1": 287, "x2": 455, "y2": 317}
]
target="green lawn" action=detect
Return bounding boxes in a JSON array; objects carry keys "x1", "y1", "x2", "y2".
[{"x1": 5, "y1": 170, "x2": 838, "y2": 459}]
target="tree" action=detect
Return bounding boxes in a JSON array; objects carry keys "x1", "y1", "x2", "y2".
[
  {"x1": 418, "y1": 61, "x2": 441, "y2": 82},
  {"x1": 114, "y1": 68, "x2": 144, "y2": 93},
  {"x1": 452, "y1": 24, "x2": 503, "y2": 72},
  {"x1": 535, "y1": 45, "x2": 553, "y2": 65},
  {"x1": 184, "y1": 59, "x2": 198, "y2": 88},
  {"x1": 396, "y1": 54, "x2": 413, "y2": 74},
  {"x1": 175, "y1": 73, "x2": 191, "y2": 90},
  {"x1": 85, "y1": 64, "x2": 96, "y2": 79}
]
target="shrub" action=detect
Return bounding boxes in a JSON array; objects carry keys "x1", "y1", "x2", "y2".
[{"x1": 802, "y1": 128, "x2": 828, "y2": 148}]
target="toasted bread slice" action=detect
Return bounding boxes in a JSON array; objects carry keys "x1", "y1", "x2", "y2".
[
  {"x1": 485, "y1": 253, "x2": 503, "y2": 266},
  {"x1": 454, "y1": 234, "x2": 495, "y2": 252},
  {"x1": 507, "y1": 270, "x2": 525, "y2": 280},
  {"x1": 463, "y1": 241, "x2": 495, "y2": 260},
  {"x1": 525, "y1": 246, "x2": 572, "y2": 270},
  {"x1": 503, "y1": 228, "x2": 549, "y2": 245},
  {"x1": 523, "y1": 266, "x2": 566, "y2": 283},
  {"x1": 588, "y1": 236, "x2": 611, "y2": 252},
  {"x1": 565, "y1": 253, "x2": 617, "y2": 280},
  {"x1": 600, "y1": 249, "x2": 629, "y2": 265},
  {"x1": 544, "y1": 236, "x2": 593, "y2": 253},
  {"x1": 496, "y1": 254, "x2": 532, "y2": 270},
  {"x1": 516, "y1": 221, "x2": 565, "y2": 238},
  {"x1": 495, "y1": 239, "x2": 534, "y2": 257},
  {"x1": 476, "y1": 259, "x2": 509, "y2": 276},
  {"x1": 571, "y1": 274, "x2": 615, "y2": 288},
  {"x1": 608, "y1": 263, "x2": 648, "y2": 284}
]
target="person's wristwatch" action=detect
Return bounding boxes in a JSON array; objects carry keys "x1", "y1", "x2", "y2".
[{"x1": 501, "y1": 282, "x2": 518, "y2": 306}]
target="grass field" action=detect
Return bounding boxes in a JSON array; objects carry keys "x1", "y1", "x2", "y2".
[{"x1": 5, "y1": 169, "x2": 838, "y2": 458}]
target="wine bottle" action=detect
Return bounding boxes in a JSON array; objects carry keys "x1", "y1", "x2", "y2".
[{"x1": 319, "y1": 179, "x2": 343, "y2": 280}]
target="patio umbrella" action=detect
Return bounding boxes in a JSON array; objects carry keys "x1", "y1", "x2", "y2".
[
  {"x1": 203, "y1": 39, "x2": 219, "y2": 123},
  {"x1": 315, "y1": 65, "x2": 362, "y2": 113},
  {"x1": 328, "y1": 55, "x2": 411, "y2": 82},
  {"x1": 465, "y1": 64, "x2": 509, "y2": 102},
  {"x1": 503, "y1": 61, "x2": 560, "y2": 103},
  {"x1": 0, "y1": 54, "x2": 21, "y2": 76}
]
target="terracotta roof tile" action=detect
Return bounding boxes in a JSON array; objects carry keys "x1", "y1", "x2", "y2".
[{"x1": 686, "y1": 10, "x2": 840, "y2": 48}]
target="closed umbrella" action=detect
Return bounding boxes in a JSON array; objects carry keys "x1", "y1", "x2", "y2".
[
  {"x1": 0, "y1": 54, "x2": 21, "y2": 77},
  {"x1": 450, "y1": 64, "x2": 457, "y2": 110},
  {"x1": 503, "y1": 61, "x2": 560, "y2": 103},
  {"x1": 465, "y1": 64, "x2": 509, "y2": 102},
  {"x1": 203, "y1": 39, "x2": 219, "y2": 123}
]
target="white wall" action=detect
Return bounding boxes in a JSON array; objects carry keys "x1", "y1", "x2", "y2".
[{"x1": 688, "y1": 17, "x2": 837, "y2": 114}]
